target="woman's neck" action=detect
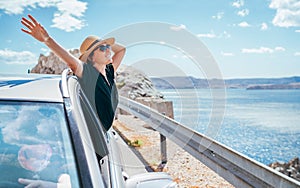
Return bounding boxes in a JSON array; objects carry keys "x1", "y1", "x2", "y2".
[{"x1": 92, "y1": 62, "x2": 106, "y2": 75}]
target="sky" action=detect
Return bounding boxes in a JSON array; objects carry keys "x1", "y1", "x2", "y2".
[{"x1": 0, "y1": 0, "x2": 299, "y2": 79}]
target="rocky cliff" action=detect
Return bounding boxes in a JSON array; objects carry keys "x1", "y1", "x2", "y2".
[
  {"x1": 116, "y1": 65, "x2": 163, "y2": 100},
  {"x1": 31, "y1": 49, "x2": 80, "y2": 74},
  {"x1": 269, "y1": 157, "x2": 300, "y2": 181}
]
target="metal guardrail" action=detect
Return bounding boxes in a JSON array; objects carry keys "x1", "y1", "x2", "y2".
[{"x1": 118, "y1": 96, "x2": 300, "y2": 188}]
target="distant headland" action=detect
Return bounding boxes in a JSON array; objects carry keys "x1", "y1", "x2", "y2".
[{"x1": 151, "y1": 76, "x2": 300, "y2": 90}]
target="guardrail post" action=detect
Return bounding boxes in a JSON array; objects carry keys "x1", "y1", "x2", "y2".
[
  {"x1": 157, "y1": 113, "x2": 167, "y2": 172},
  {"x1": 156, "y1": 133, "x2": 167, "y2": 172}
]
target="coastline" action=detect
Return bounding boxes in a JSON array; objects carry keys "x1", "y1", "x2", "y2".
[{"x1": 113, "y1": 114, "x2": 234, "y2": 188}]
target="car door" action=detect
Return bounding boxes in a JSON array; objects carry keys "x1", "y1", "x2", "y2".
[
  {"x1": 68, "y1": 76, "x2": 126, "y2": 187},
  {"x1": 78, "y1": 88, "x2": 126, "y2": 188}
]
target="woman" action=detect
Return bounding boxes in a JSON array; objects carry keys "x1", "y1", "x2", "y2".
[{"x1": 21, "y1": 14, "x2": 126, "y2": 131}]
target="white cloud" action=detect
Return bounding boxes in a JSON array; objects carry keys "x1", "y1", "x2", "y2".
[
  {"x1": 232, "y1": 0, "x2": 244, "y2": 8},
  {"x1": 212, "y1": 12, "x2": 224, "y2": 20},
  {"x1": 294, "y1": 52, "x2": 300, "y2": 56},
  {"x1": 52, "y1": 12, "x2": 86, "y2": 32},
  {"x1": 242, "y1": 47, "x2": 273, "y2": 54},
  {"x1": 41, "y1": 48, "x2": 50, "y2": 54},
  {"x1": 242, "y1": 46, "x2": 286, "y2": 54},
  {"x1": 197, "y1": 32, "x2": 217, "y2": 38},
  {"x1": 238, "y1": 21, "x2": 251, "y2": 27},
  {"x1": 0, "y1": 0, "x2": 60, "y2": 15},
  {"x1": 197, "y1": 30, "x2": 231, "y2": 39},
  {"x1": 170, "y1": 24, "x2": 186, "y2": 31},
  {"x1": 51, "y1": 0, "x2": 87, "y2": 32},
  {"x1": 261, "y1": 22, "x2": 268, "y2": 30},
  {"x1": 0, "y1": 0, "x2": 87, "y2": 32},
  {"x1": 221, "y1": 51, "x2": 234, "y2": 56},
  {"x1": 274, "y1": 46, "x2": 286, "y2": 51},
  {"x1": 221, "y1": 31, "x2": 231, "y2": 38},
  {"x1": 237, "y1": 9, "x2": 249, "y2": 17},
  {"x1": 269, "y1": 0, "x2": 300, "y2": 27},
  {"x1": 0, "y1": 49, "x2": 37, "y2": 65},
  {"x1": 295, "y1": 30, "x2": 300, "y2": 32}
]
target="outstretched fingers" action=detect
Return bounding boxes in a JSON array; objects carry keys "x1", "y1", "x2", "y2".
[
  {"x1": 28, "y1": 14, "x2": 39, "y2": 26},
  {"x1": 20, "y1": 14, "x2": 49, "y2": 43},
  {"x1": 21, "y1": 15, "x2": 41, "y2": 33},
  {"x1": 21, "y1": 18, "x2": 34, "y2": 34},
  {"x1": 20, "y1": 28, "x2": 30, "y2": 35},
  {"x1": 18, "y1": 178, "x2": 34, "y2": 185},
  {"x1": 21, "y1": 17, "x2": 34, "y2": 28}
]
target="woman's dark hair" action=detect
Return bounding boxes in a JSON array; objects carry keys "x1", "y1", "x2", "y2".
[
  {"x1": 87, "y1": 51, "x2": 95, "y2": 63},
  {"x1": 87, "y1": 58, "x2": 93, "y2": 64}
]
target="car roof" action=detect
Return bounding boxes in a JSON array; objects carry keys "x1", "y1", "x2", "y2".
[{"x1": 0, "y1": 73, "x2": 63, "y2": 102}]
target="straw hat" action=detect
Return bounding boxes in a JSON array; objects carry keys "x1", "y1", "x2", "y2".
[{"x1": 79, "y1": 35, "x2": 115, "y2": 63}]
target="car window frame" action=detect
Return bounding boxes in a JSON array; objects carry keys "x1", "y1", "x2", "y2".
[{"x1": 66, "y1": 76, "x2": 109, "y2": 188}]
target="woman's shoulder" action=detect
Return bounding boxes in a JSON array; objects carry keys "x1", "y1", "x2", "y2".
[{"x1": 78, "y1": 63, "x2": 99, "y2": 81}]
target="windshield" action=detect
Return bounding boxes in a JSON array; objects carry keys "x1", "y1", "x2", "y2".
[{"x1": 0, "y1": 101, "x2": 80, "y2": 187}]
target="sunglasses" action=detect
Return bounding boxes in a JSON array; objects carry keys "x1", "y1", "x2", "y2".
[
  {"x1": 98, "y1": 44, "x2": 111, "y2": 52},
  {"x1": 88, "y1": 44, "x2": 111, "y2": 60}
]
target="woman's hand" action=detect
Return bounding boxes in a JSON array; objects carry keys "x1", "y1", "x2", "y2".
[
  {"x1": 18, "y1": 174, "x2": 71, "y2": 188},
  {"x1": 18, "y1": 178, "x2": 57, "y2": 188},
  {"x1": 21, "y1": 14, "x2": 50, "y2": 43}
]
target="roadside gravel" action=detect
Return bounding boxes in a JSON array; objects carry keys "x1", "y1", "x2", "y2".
[{"x1": 113, "y1": 114, "x2": 234, "y2": 188}]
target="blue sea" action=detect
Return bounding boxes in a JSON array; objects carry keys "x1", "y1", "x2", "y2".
[{"x1": 159, "y1": 88, "x2": 300, "y2": 165}]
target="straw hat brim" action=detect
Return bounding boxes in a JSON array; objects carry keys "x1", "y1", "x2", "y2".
[{"x1": 79, "y1": 37, "x2": 115, "y2": 63}]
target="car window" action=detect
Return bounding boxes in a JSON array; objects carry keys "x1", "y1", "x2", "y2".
[{"x1": 0, "y1": 101, "x2": 80, "y2": 187}]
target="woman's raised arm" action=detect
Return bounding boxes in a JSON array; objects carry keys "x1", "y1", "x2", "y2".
[
  {"x1": 111, "y1": 43, "x2": 126, "y2": 71},
  {"x1": 21, "y1": 14, "x2": 83, "y2": 77}
]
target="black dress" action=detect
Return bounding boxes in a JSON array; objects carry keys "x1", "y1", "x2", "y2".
[{"x1": 78, "y1": 63, "x2": 118, "y2": 131}]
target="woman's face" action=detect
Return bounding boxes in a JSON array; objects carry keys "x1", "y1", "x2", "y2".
[{"x1": 91, "y1": 44, "x2": 112, "y2": 65}]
